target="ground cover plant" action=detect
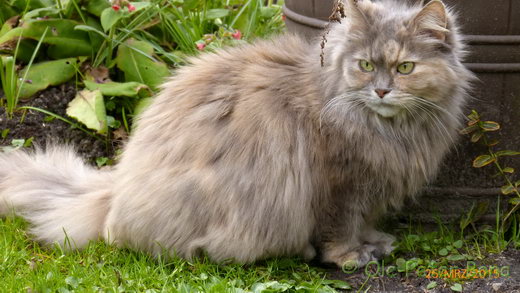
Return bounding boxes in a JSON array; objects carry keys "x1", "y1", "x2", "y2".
[{"x1": 1, "y1": 0, "x2": 520, "y2": 292}]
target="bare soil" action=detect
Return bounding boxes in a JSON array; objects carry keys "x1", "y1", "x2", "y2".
[
  {"x1": 326, "y1": 247, "x2": 520, "y2": 292},
  {"x1": 0, "y1": 83, "x2": 112, "y2": 161}
]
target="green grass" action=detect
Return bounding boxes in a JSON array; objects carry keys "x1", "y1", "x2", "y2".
[
  {"x1": 0, "y1": 217, "x2": 347, "y2": 292},
  {"x1": 2, "y1": 212, "x2": 519, "y2": 292}
]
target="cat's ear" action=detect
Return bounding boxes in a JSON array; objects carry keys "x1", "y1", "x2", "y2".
[
  {"x1": 343, "y1": 0, "x2": 369, "y2": 27},
  {"x1": 411, "y1": 0, "x2": 449, "y2": 41}
]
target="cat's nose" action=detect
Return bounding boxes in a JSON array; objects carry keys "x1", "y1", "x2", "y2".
[{"x1": 375, "y1": 88, "x2": 391, "y2": 98}]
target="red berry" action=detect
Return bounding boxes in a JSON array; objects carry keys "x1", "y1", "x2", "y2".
[
  {"x1": 232, "y1": 30, "x2": 242, "y2": 40},
  {"x1": 128, "y1": 4, "x2": 136, "y2": 12},
  {"x1": 196, "y1": 43, "x2": 206, "y2": 50},
  {"x1": 112, "y1": 5, "x2": 120, "y2": 11}
]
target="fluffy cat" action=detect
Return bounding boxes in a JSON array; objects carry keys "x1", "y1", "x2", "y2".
[{"x1": 0, "y1": 0, "x2": 473, "y2": 267}]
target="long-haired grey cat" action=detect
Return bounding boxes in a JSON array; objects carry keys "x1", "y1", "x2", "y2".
[{"x1": 0, "y1": 0, "x2": 473, "y2": 267}]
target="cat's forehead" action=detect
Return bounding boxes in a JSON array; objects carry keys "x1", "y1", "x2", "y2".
[{"x1": 353, "y1": 16, "x2": 420, "y2": 64}]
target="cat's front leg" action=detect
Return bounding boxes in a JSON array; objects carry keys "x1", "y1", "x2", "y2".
[
  {"x1": 360, "y1": 228, "x2": 396, "y2": 258},
  {"x1": 319, "y1": 211, "x2": 379, "y2": 268}
]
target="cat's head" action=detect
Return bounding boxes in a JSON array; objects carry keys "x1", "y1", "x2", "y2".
[{"x1": 323, "y1": 0, "x2": 473, "y2": 120}]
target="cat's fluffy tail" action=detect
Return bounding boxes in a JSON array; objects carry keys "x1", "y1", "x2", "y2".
[{"x1": 0, "y1": 146, "x2": 112, "y2": 249}]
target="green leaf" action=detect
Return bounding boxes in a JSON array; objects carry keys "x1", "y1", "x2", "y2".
[
  {"x1": 116, "y1": 39, "x2": 170, "y2": 90},
  {"x1": 1, "y1": 128, "x2": 9, "y2": 139},
  {"x1": 446, "y1": 254, "x2": 466, "y2": 261},
  {"x1": 11, "y1": 139, "x2": 25, "y2": 148},
  {"x1": 452, "y1": 240, "x2": 463, "y2": 249},
  {"x1": 496, "y1": 150, "x2": 520, "y2": 157},
  {"x1": 17, "y1": 58, "x2": 84, "y2": 98},
  {"x1": 501, "y1": 184, "x2": 517, "y2": 195},
  {"x1": 0, "y1": 19, "x2": 94, "y2": 58},
  {"x1": 503, "y1": 167, "x2": 515, "y2": 173},
  {"x1": 66, "y1": 90, "x2": 108, "y2": 134},
  {"x1": 205, "y1": 8, "x2": 229, "y2": 19},
  {"x1": 84, "y1": 80, "x2": 151, "y2": 97},
  {"x1": 133, "y1": 97, "x2": 153, "y2": 118},
  {"x1": 23, "y1": 137, "x2": 33, "y2": 147},
  {"x1": 0, "y1": 16, "x2": 19, "y2": 38},
  {"x1": 460, "y1": 124, "x2": 478, "y2": 135},
  {"x1": 322, "y1": 279, "x2": 351, "y2": 290},
  {"x1": 65, "y1": 276, "x2": 80, "y2": 288},
  {"x1": 450, "y1": 283, "x2": 463, "y2": 292},
  {"x1": 86, "y1": 0, "x2": 111, "y2": 17},
  {"x1": 74, "y1": 24, "x2": 109, "y2": 40},
  {"x1": 396, "y1": 258, "x2": 406, "y2": 272},
  {"x1": 472, "y1": 155, "x2": 495, "y2": 168},
  {"x1": 438, "y1": 248, "x2": 448, "y2": 256},
  {"x1": 467, "y1": 110, "x2": 479, "y2": 121},
  {"x1": 481, "y1": 121, "x2": 500, "y2": 132},
  {"x1": 96, "y1": 156, "x2": 109, "y2": 167},
  {"x1": 22, "y1": 7, "x2": 60, "y2": 20},
  {"x1": 426, "y1": 281, "x2": 437, "y2": 290},
  {"x1": 509, "y1": 197, "x2": 520, "y2": 205},
  {"x1": 260, "y1": 7, "x2": 278, "y2": 18},
  {"x1": 470, "y1": 132, "x2": 483, "y2": 143},
  {"x1": 100, "y1": 7, "x2": 124, "y2": 32}
]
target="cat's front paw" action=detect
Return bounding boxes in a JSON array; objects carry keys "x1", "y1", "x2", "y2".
[
  {"x1": 321, "y1": 242, "x2": 379, "y2": 269},
  {"x1": 362, "y1": 230, "x2": 396, "y2": 258}
]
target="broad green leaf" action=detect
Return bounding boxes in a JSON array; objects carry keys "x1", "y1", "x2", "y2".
[
  {"x1": 206, "y1": 9, "x2": 229, "y2": 19},
  {"x1": 452, "y1": 240, "x2": 463, "y2": 248},
  {"x1": 84, "y1": 80, "x2": 151, "y2": 97},
  {"x1": 472, "y1": 155, "x2": 495, "y2": 168},
  {"x1": 446, "y1": 254, "x2": 466, "y2": 261},
  {"x1": 427, "y1": 281, "x2": 437, "y2": 290},
  {"x1": 321, "y1": 279, "x2": 351, "y2": 290},
  {"x1": 116, "y1": 39, "x2": 170, "y2": 90},
  {"x1": 133, "y1": 97, "x2": 153, "y2": 118},
  {"x1": 66, "y1": 89, "x2": 108, "y2": 134},
  {"x1": 183, "y1": 0, "x2": 200, "y2": 10},
  {"x1": 496, "y1": 150, "x2": 520, "y2": 157},
  {"x1": 260, "y1": 7, "x2": 277, "y2": 18},
  {"x1": 86, "y1": 0, "x2": 111, "y2": 17},
  {"x1": 17, "y1": 57, "x2": 84, "y2": 98},
  {"x1": 22, "y1": 7, "x2": 60, "y2": 20},
  {"x1": 0, "y1": 19, "x2": 94, "y2": 58},
  {"x1": 450, "y1": 283, "x2": 462, "y2": 292},
  {"x1": 438, "y1": 248, "x2": 448, "y2": 256},
  {"x1": 100, "y1": 7, "x2": 124, "y2": 32},
  {"x1": 509, "y1": 197, "x2": 520, "y2": 205},
  {"x1": 0, "y1": 16, "x2": 19, "y2": 38},
  {"x1": 501, "y1": 184, "x2": 517, "y2": 195},
  {"x1": 481, "y1": 121, "x2": 500, "y2": 132}
]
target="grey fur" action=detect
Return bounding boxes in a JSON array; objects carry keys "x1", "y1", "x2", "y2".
[{"x1": 0, "y1": 0, "x2": 473, "y2": 267}]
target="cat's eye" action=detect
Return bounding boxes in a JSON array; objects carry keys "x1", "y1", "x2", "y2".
[
  {"x1": 397, "y1": 62, "x2": 415, "y2": 75},
  {"x1": 359, "y1": 60, "x2": 374, "y2": 72}
]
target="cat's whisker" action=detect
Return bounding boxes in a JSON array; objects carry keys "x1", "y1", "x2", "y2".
[{"x1": 409, "y1": 101, "x2": 454, "y2": 147}]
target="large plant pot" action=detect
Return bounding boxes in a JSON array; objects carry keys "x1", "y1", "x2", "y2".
[{"x1": 283, "y1": 0, "x2": 520, "y2": 223}]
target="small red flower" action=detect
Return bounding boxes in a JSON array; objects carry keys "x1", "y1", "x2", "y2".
[
  {"x1": 232, "y1": 30, "x2": 242, "y2": 40},
  {"x1": 196, "y1": 43, "x2": 206, "y2": 50},
  {"x1": 282, "y1": 14, "x2": 286, "y2": 21},
  {"x1": 127, "y1": 3, "x2": 136, "y2": 12},
  {"x1": 112, "y1": 4, "x2": 120, "y2": 11}
]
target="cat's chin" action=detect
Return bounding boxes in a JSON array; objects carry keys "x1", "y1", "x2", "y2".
[{"x1": 366, "y1": 103, "x2": 403, "y2": 118}]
